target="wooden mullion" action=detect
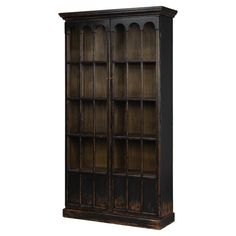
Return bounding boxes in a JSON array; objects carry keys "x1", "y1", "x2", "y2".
[
  {"x1": 92, "y1": 28, "x2": 96, "y2": 207},
  {"x1": 125, "y1": 28, "x2": 129, "y2": 210},
  {"x1": 108, "y1": 25, "x2": 112, "y2": 210},
  {"x1": 111, "y1": 33, "x2": 116, "y2": 209},
  {"x1": 65, "y1": 26, "x2": 70, "y2": 205},
  {"x1": 79, "y1": 29, "x2": 83, "y2": 206},
  {"x1": 140, "y1": 28, "x2": 144, "y2": 213},
  {"x1": 156, "y1": 29, "x2": 161, "y2": 217}
]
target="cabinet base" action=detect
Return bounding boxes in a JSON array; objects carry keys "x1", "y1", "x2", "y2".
[{"x1": 63, "y1": 208, "x2": 174, "y2": 230}]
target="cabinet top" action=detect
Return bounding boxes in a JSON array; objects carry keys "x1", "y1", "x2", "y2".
[{"x1": 59, "y1": 6, "x2": 177, "y2": 21}]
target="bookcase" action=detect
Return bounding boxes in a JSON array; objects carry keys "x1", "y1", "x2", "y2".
[{"x1": 59, "y1": 6, "x2": 177, "y2": 229}]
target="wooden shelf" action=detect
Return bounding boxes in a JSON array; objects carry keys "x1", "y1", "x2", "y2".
[
  {"x1": 67, "y1": 133, "x2": 107, "y2": 138},
  {"x1": 113, "y1": 135, "x2": 156, "y2": 141},
  {"x1": 112, "y1": 60, "x2": 156, "y2": 64},
  {"x1": 68, "y1": 168, "x2": 107, "y2": 175},
  {"x1": 112, "y1": 171, "x2": 156, "y2": 179},
  {"x1": 67, "y1": 96, "x2": 107, "y2": 101},
  {"x1": 113, "y1": 97, "x2": 156, "y2": 102}
]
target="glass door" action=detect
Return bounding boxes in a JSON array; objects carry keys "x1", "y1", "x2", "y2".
[
  {"x1": 66, "y1": 20, "x2": 110, "y2": 209},
  {"x1": 111, "y1": 18, "x2": 159, "y2": 215}
]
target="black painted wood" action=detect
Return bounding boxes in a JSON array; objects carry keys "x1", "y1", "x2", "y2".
[{"x1": 60, "y1": 6, "x2": 177, "y2": 230}]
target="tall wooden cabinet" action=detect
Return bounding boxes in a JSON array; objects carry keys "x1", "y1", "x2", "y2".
[{"x1": 59, "y1": 6, "x2": 177, "y2": 229}]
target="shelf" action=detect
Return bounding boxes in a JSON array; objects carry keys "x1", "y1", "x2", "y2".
[
  {"x1": 112, "y1": 171, "x2": 156, "y2": 179},
  {"x1": 68, "y1": 168, "x2": 107, "y2": 175},
  {"x1": 113, "y1": 135, "x2": 156, "y2": 141},
  {"x1": 113, "y1": 97, "x2": 156, "y2": 102},
  {"x1": 67, "y1": 96, "x2": 107, "y2": 101},
  {"x1": 67, "y1": 133, "x2": 107, "y2": 139},
  {"x1": 67, "y1": 60, "x2": 107, "y2": 65},
  {"x1": 112, "y1": 60, "x2": 156, "y2": 64}
]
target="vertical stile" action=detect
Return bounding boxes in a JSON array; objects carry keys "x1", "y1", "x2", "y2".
[
  {"x1": 79, "y1": 29, "x2": 83, "y2": 205},
  {"x1": 111, "y1": 30, "x2": 115, "y2": 209},
  {"x1": 108, "y1": 24, "x2": 112, "y2": 209},
  {"x1": 125, "y1": 28, "x2": 129, "y2": 210},
  {"x1": 156, "y1": 27, "x2": 161, "y2": 217},
  {"x1": 92, "y1": 27, "x2": 96, "y2": 207},
  {"x1": 65, "y1": 25, "x2": 69, "y2": 205},
  {"x1": 140, "y1": 27, "x2": 144, "y2": 213}
]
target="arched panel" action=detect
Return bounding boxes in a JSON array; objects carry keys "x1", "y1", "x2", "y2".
[
  {"x1": 113, "y1": 24, "x2": 126, "y2": 61},
  {"x1": 127, "y1": 23, "x2": 141, "y2": 60},
  {"x1": 82, "y1": 26, "x2": 93, "y2": 61},
  {"x1": 95, "y1": 25, "x2": 107, "y2": 61},
  {"x1": 143, "y1": 22, "x2": 156, "y2": 60}
]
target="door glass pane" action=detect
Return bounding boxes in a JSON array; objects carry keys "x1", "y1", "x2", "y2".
[
  {"x1": 95, "y1": 25, "x2": 107, "y2": 61},
  {"x1": 81, "y1": 101, "x2": 93, "y2": 133},
  {"x1": 95, "y1": 139, "x2": 107, "y2": 170},
  {"x1": 128, "y1": 140, "x2": 141, "y2": 172},
  {"x1": 82, "y1": 26, "x2": 93, "y2": 61},
  {"x1": 113, "y1": 24, "x2": 126, "y2": 61},
  {"x1": 128, "y1": 64, "x2": 141, "y2": 97},
  {"x1": 114, "y1": 176, "x2": 126, "y2": 209},
  {"x1": 143, "y1": 22, "x2": 156, "y2": 61},
  {"x1": 81, "y1": 64, "x2": 93, "y2": 98},
  {"x1": 128, "y1": 177, "x2": 141, "y2": 211},
  {"x1": 128, "y1": 101, "x2": 141, "y2": 135},
  {"x1": 81, "y1": 174, "x2": 93, "y2": 205},
  {"x1": 127, "y1": 23, "x2": 141, "y2": 60},
  {"x1": 95, "y1": 64, "x2": 107, "y2": 98},
  {"x1": 67, "y1": 26, "x2": 80, "y2": 62},
  {"x1": 113, "y1": 63, "x2": 126, "y2": 98},
  {"x1": 95, "y1": 175, "x2": 107, "y2": 207},
  {"x1": 80, "y1": 138, "x2": 93, "y2": 170},
  {"x1": 113, "y1": 140, "x2": 126, "y2": 172}
]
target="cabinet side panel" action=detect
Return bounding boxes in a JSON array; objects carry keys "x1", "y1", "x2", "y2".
[{"x1": 159, "y1": 16, "x2": 173, "y2": 217}]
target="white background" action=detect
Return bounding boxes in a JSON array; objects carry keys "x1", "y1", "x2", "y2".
[{"x1": 0, "y1": 0, "x2": 236, "y2": 235}]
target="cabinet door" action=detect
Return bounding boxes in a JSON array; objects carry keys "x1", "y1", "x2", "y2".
[
  {"x1": 111, "y1": 17, "x2": 159, "y2": 214},
  {"x1": 66, "y1": 20, "x2": 110, "y2": 209}
]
